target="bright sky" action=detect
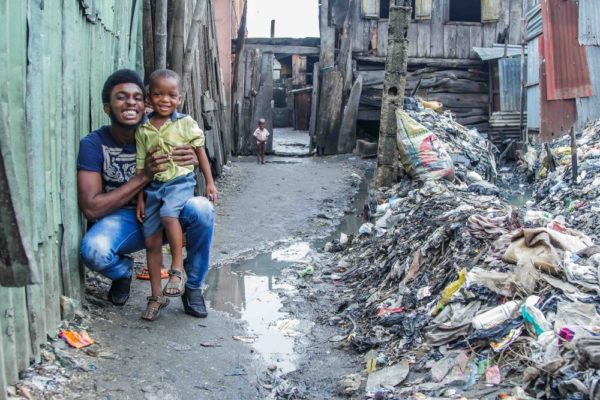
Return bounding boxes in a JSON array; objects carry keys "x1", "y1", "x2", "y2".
[{"x1": 247, "y1": 0, "x2": 320, "y2": 38}]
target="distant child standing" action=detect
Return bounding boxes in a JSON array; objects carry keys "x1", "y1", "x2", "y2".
[
  {"x1": 253, "y1": 118, "x2": 270, "y2": 164},
  {"x1": 135, "y1": 69, "x2": 218, "y2": 321}
]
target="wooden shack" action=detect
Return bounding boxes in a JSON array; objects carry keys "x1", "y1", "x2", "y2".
[
  {"x1": 317, "y1": 0, "x2": 526, "y2": 152},
  {"x1": 232, "y1": 38, "x2": 320, "y2": 155}
]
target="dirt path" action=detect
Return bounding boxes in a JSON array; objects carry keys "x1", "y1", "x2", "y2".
[{"x1": 54, "y1": 153, "x2": 368, "y2": 399}]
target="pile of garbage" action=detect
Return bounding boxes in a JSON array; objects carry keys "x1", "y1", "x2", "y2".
[
  {"x1": 321, "y1": 114, "x2": 600, "y2": 399},
  {"x1": 400, "y1": 98, "x2": 498, "y2": 184},
  {"x1": 529, "y1": 120, "x2": 600, "y2": 241}
]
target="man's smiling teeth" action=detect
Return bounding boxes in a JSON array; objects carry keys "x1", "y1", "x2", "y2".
[{"x1": 123, "y1": 110, "x2": 137, "y2": 118}]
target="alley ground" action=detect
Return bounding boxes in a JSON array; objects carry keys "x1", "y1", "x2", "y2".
[{"x1": 55, "y1": 129, "x2": 370, "y2": 399}]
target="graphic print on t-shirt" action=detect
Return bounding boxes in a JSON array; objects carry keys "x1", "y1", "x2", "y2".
[{"x1": 101, "y1": 145, "x2": 136, "y2": 193}]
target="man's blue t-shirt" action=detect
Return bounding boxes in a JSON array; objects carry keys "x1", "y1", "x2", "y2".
[{"x1": 77, "y1": 126, "x2": 137, "y2": 195}]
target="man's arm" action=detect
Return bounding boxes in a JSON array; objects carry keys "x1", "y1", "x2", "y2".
[
  {"x1": 78, "y1": 146, "x2": 170, "y2": 220},
  {"x1": 77, "y1": 170, "x2": 150, "y2": 221},
  {"x1": 195, "y1": 147, "x2": 218, "y2": 202}
]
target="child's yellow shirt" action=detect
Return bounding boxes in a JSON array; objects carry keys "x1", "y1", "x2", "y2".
[{"x1": 135, "y1": 112, "x2": 205, "y2": 182}]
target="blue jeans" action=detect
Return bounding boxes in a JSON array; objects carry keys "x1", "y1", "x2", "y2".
[{"x1": 80, "y1": 197, "x2": 214, "y2": 289}]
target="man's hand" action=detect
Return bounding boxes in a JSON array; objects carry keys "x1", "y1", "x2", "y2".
[
  {"x1": 142, "y1": 146, "x2": 169, "y2": 180},
  {"x1": 136, "y1": 198, "x2": 145, "y2": 223},
  {"x1": 206, "y1": 183, "x2": 219, "y2": 203},
  {"x1": 171, "y1": 145, "x2": 199, "y2": 167}
]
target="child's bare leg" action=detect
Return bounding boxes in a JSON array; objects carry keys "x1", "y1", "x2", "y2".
[
  {"x1": 257, "y1": 141, "x2": 261, "y2": 164},
  {"x1": 161, "y1": 217, "x2": 185, "y2": 295},
  {"x1": 145, "y1": 231, "x2": 164, "y2": 300}
]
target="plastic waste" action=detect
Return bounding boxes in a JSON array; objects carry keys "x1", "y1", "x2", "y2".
[
  {"x1": 524, "y1": 210, "x2": 553, "y2": 227},
  {"x1": 521, "y1": 296, "x2": 552, "y2": 336},
  {"x1": 432, "y1": 269, "x2": 466, "y2": 316},
  {"x1": 297, "y1": 265, "x2": 314, "y2": 278},
  {"x1": 59, "y1": 330, "x2": 95, "y2": 349},
  {"x1": 472, "y1": 301, "x2": 520, "y2": 330}
]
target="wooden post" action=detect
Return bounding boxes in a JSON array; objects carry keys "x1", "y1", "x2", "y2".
[
  {"x1": 182, "y1": 0, "x2": 208, "y2": 105},
  {"x1": 571, "y1": 126, "x2": 578, "y2": 184},
  {"x1": 519, "y1": 17, "x2": 527, "y2": 143},
  {"x1": 153, "y1": 0, "x2": 168, "y2": 69},
  {"x1": 142, "y1": 0, "x2": 155, "y2": 79},
  {"x1": 170, "y1": 0, "x2": 185, "y2": 79},
  {"x1": 315, "y1": 0, "x2": 339, "y2": 155},
  {"x1": 375, "y1": 1, "x2": 411, "y2": 188}
]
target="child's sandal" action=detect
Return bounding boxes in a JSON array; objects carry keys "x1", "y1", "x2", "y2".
[
  {"x1": 163, "y1": 268, "x2": 187, "y2": 297},
  {"x1": 141, "y1": 295, "x2": 170, "y2": 321}
]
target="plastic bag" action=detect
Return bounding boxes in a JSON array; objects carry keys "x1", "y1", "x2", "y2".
[{"x1": 396, "y1": 109, "x2": 455, "y2": 181}]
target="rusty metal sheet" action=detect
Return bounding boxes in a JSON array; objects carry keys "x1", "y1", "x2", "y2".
[
  {"x1": 579, "y1": 0, "x2": 600, "y2": 45},
  {"x1": 541, "y1": 0, "x2": 593, "y2": 100},
  {"x1": 539, "y1": 35, "x2": 577, "y2": 142}
]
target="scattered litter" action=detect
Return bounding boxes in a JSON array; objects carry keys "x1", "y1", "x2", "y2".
[
  {"x1": 200, "y1": 340, "x2": 222, "y2": 348},
  {"x1": 320, "y1": 113, "x2": 600, "y2": 398},
  {"x1": 58, "y1": 330, "x2": 94, "y2": 349},
  {"x1": 232, "y1": 335, "x2": 259, "y2": 343},
  {"x1": 365, "y1": 361, "x2": 409, "y2": 393},
  {"x1": 272, "y1": 242, "x2": 312, "y2": 263},
  {"x1": 297, "y1": 265, "x2": 314, "y2": 278}
]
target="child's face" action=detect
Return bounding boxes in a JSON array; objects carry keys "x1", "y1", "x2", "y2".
[
  {"x1": 148, "y1": 77, "x2": 182, "y2": 118},
  {"x1": 259, "y1": 122, "x2": 265, "y2": 129}
]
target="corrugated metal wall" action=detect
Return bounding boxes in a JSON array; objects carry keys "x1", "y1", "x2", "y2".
[
  {"x1": 499, "y1": 57, "x2": 524, "y2": 112},
  {"x1": 526, "y1": 37, "x2": 541, "y2": 129},
  {"x1": 0, "y1": 0, "x2": 143, "y2": 392},
  {"x1": 576, "y1": 0, "x2": 600, "y2": 129}
]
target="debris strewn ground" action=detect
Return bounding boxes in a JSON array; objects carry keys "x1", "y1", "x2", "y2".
[{"x1": 316, "y1": 106, "x2": 600, "y2": 399}]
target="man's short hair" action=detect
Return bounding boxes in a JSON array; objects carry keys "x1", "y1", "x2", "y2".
[
  {"x1": 101, "y1": 69, "x2": 145, "y2": 104},
  {"x1": 148, "y1": 69, "x2": 181, "y2": 90}
]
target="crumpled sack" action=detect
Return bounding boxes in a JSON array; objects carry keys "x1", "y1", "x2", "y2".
[
  {"x1": 396, "y1": 109, "x2": 455, "y2": 181},
  {"x1": 503, "y1": 228, "x2": 594, "y2": 274}
]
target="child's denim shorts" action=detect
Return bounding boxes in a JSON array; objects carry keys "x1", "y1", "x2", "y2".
[{"x1": 143, "y1": 173, "x2": 196, "y2": 237}]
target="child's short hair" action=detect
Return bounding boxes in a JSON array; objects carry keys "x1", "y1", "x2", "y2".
[
  {"x1": 258, "y1": 118, "x2": 266, "y2": 124},
  {"x1": 149, "y1": 69, "x2": 181, "y2": 91},
  {"x1": 102, "y1": 69, "x2": 145, "y2": 104}
]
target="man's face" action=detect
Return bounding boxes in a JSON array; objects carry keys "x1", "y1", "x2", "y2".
[{"x1": 103, "y1": 83, "x2": 145, "y2": 129}]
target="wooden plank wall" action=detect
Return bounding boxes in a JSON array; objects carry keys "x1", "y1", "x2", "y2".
[
  {"x1": 350, "y1": 0, "x2": 524, "y2": 132},
  {"x1": 357, "y1": 0, "x2": 524, "y2": 58},
  {"x1": 0, "y1": 0, "x2": 143, "y2": 393}
]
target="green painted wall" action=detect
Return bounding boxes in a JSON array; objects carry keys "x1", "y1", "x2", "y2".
[{"x1": 0, "y1": 0, "x2": 143, "y2": 391}]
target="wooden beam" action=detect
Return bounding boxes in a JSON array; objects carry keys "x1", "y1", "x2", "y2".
[
  {"x1": 356, "y1": 56, "x2": 484, "y2": 68},
  {"x1": 376, "y1": 1, "x2": 412, "y2": 188},
  {"x1": 244, "y1": 44, "x2": 320, "y2": 56}
]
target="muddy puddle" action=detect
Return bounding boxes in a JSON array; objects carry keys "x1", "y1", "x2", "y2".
[{"x1": 203, "y1": 169, "x2": 372, "y2": 375}]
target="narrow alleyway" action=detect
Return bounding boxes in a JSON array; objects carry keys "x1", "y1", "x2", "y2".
[{"x1": 65, "y1": 153, "x2": 370, "y2": 399}]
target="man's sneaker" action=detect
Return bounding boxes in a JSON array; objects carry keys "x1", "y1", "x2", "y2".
[
  {"x1": 107, "y1": 276, "x2": 132, "y2": 306},
  {"x1": 182, "y1": 287, "x2": 208, "y2": 318}
]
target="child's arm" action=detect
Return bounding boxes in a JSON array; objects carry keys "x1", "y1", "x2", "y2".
[
  {"x1": 195, "y1": 147, "x2": 218, "y2": 202},
  {"x1": 135, "y1": 170, "x2": 146, "y2": 223}
]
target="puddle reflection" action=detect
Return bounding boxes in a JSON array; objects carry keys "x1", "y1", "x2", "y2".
[{"x1": 204, "y1": 253, "x2": 299, "y2": 373}]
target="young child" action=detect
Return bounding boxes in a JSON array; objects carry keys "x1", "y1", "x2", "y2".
[
  {"x1": 135, "y1": 69, "x2": 218, "y2": 321},
  {"x1": 253, "y1": 118, "x2": 270, "y2": 164}
]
